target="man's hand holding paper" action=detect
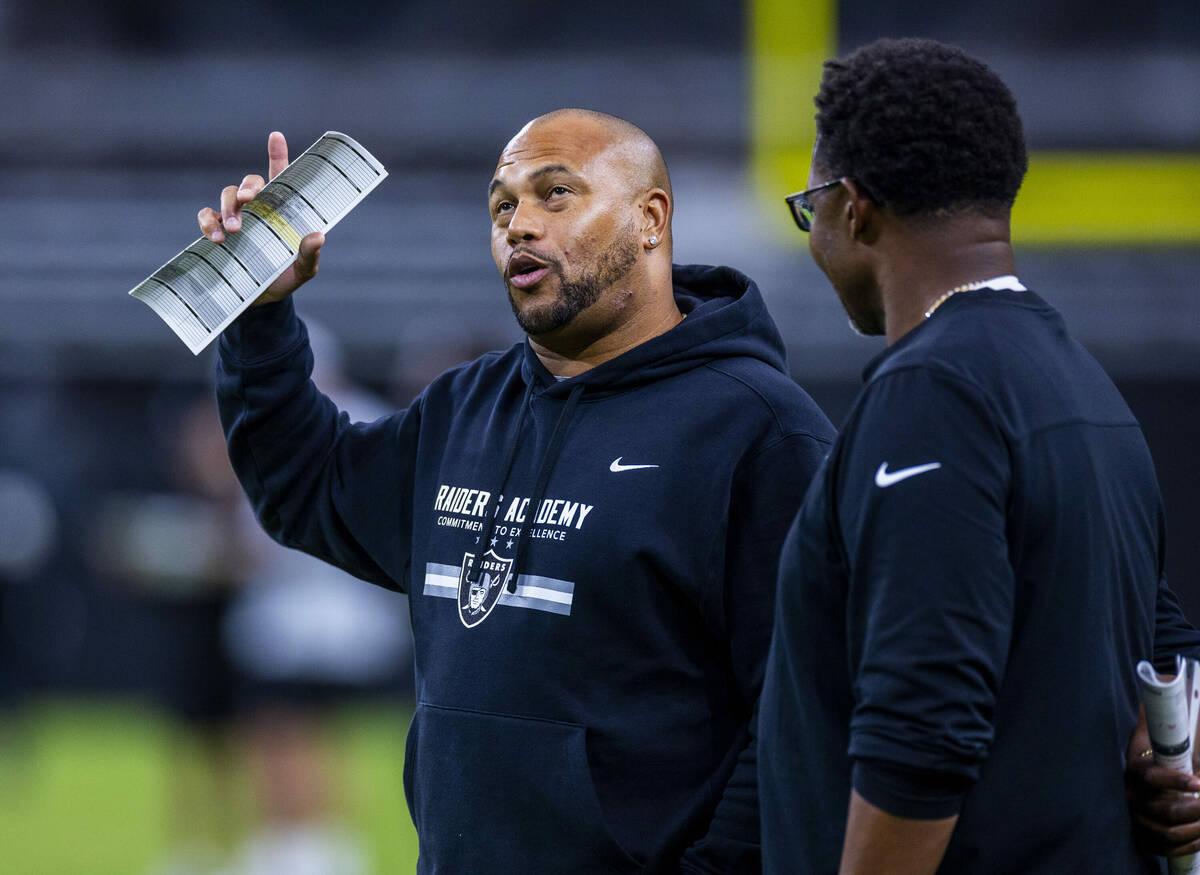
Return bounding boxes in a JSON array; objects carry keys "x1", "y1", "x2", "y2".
[
  {"x1": 195, "y1": 131, "x2": 324, "y2": 306},
  {"x1": 1131, "y1": 659, "x2": 1200, "y2": 867},
  {"x1": 130, "y1": 130, "x2": 384, "y2": 352}
]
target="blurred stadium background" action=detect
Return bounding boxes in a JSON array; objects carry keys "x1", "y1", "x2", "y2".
[{"x1": 0, "y1": 0, "x2": 1197, "y2": 871}]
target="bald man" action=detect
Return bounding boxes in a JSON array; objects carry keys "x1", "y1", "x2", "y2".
[{"x1": 206, "y1": 110, "x2": 834, "y2": 872}]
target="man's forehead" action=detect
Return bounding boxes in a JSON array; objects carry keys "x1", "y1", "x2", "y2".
[{"x1": 493, "y1": 117, "x2": 615, "y2": 179}]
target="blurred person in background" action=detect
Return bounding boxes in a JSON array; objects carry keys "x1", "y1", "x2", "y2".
[
  {"x1": 0, "y1": 469, "x2": 60, "y2": 699},
  {"x1": 95, "y1": 386, "x2": 410, "y2": 875},
  {"x1": 0, "y1": 467, "x2": 60, "y2": 783},
  {"x1": 91, "y1": 397, "x2": 247, "y2": 874},
  {"x1": 199, "y1": 109, "x2": 835, "y2": 871},
  {"x1": 757, "y1": 37, "x2": 1200, "y2": 873},
  {"x1": 222, "y1": 318, "x2": 412, "y2": 875}
]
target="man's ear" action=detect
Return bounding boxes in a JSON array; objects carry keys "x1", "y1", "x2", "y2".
[
  {"x1": 641, "y1": 188, "x2": 670, "y2": 249},
  {"x1": 841, "y1": 178, "x2": 879, "y2": 245}
]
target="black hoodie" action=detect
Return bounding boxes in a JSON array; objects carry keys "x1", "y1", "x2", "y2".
[{"x1": 216, "y1": 264, "x2": 835, "y2": 872}]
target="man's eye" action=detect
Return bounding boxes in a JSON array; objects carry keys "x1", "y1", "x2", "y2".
[
  {"x1": 494, "y1": 201, "x2": 514, "y2": 214},
  {"x1": 548, "y1": 185, "x2": 569, "y2": 197}
]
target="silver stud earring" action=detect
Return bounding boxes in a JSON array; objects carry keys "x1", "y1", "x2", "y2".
[{"x1": 648, "y1": 236, "x2": 659, "y2": 247}]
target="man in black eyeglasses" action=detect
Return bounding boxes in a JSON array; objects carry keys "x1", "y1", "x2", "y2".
[{"x1": 757, "y1": 37, "x2": 1200, "y2": 873}]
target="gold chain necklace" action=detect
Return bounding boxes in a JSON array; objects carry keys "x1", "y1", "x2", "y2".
[{"x1": 923, "y1": 279, "x2": 995, "y2": 320}]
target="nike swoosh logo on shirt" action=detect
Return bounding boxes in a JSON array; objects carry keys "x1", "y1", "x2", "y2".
[
  {"x1": 610, "y1": 457, "x2": 660, "y2": 473},
  {"x1": 874, "y1": 461, "x2": 942, "y2": 487}
]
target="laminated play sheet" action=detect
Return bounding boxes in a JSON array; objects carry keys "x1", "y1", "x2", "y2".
[
  {"x1": 1138, "y1": 655, "x2": 1200, "y2": 874},
  {"x1": 130, "y1": 131, "x2": 387, "y2": 354}
]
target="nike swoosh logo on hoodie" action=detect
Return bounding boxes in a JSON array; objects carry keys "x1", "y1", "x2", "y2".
[
  {"x1": 610, "y1": 457, "x2": 660, "y2": 472},
  {"x1": 874, "y1": 461, "x2": 942, "y2": 487}
]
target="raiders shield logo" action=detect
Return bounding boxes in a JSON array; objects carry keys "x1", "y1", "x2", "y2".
[{"x1": 457, "y1": 549, "x2": 514, "y2": 628}]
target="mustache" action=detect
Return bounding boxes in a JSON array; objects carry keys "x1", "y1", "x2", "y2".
[{"x1": 504, "y1": 248, "x2": 560, "y2": 281}]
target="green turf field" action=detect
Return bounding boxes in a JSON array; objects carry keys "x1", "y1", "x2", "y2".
[{"x1": 0, "y1": 699, "x2": 419, "y2": 874}]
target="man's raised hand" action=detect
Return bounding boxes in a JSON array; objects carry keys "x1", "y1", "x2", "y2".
[{"x1": 195, "y1": 131, "x2": 324, "y2": 306}]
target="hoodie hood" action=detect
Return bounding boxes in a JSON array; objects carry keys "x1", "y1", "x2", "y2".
[
  {"x1": 521, "y1": 263, "x2": 789, "y2": 398},
  {"x1": 478, "y1": 263, "x2": 790, "y2": 594}
]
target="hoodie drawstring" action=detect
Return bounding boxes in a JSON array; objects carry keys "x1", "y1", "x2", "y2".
[
  {"x1": 505, "y1": 382, "x2": 584, "y2": 591},
  {"x1": 471, "y1": 381, "x2": 532, "y2": 576},
  {"x1": 468, "y1": 381, "x2": 585, "y2": 594}
]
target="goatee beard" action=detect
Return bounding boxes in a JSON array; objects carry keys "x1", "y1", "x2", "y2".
[{"x1": 508, "y1": 231, "x2": 640, "y2": 336}]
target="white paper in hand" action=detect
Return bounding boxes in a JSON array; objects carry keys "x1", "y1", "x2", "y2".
[
  {"x1": 129, "y1": 131, "x2": 387, "y2": 354},
  {"x1": 1137, "y1": 655, "x2": 1200, "y2": 874}
]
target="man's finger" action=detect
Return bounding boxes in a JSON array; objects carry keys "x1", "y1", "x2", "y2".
[
  {"x1": 294, "y1": 232, "x2": 325, "y2": 281},
  {"x1": 238, "y1": 174, "x2": 265, "y2": 202},
  {"x1": 1134, "y1": 811, "x2": 1200, "y2": 847},
  {"x1": 1132, "y1": 764, "x2": 1200, "y2": 794},
  {"x1": 268, "y1": 131, "x2": 288, "y2": 181},
  {"x1": 198, "y1": 207, "x2": 223, "y2": 242},
  {"x1": 1132, "y1": 790, "x2": 1200, "y2": 825},
  {"x1": 220, "y1": 185, "x2": 242, "y2": 232},
  {"x1": 1169, "y1": 836, "x2": 1200, "y2": 857}
]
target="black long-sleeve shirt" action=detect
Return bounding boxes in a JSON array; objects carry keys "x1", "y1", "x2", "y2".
[{"x1": 759, "y1": 286, "x2": 1200, "y2": 873}]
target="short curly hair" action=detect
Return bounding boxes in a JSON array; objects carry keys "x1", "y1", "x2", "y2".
[{"x1": 814, "y1": 38, "x2": 1028, "y2": 218}]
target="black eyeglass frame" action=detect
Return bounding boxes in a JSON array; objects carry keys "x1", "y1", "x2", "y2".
[{"x1": 784, "y1": 178, "x2": 844, "y2": 232}]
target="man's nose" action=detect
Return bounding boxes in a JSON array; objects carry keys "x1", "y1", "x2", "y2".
[{"x1": 506, "y1": 201, "x2": 543, "y2": 243}]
